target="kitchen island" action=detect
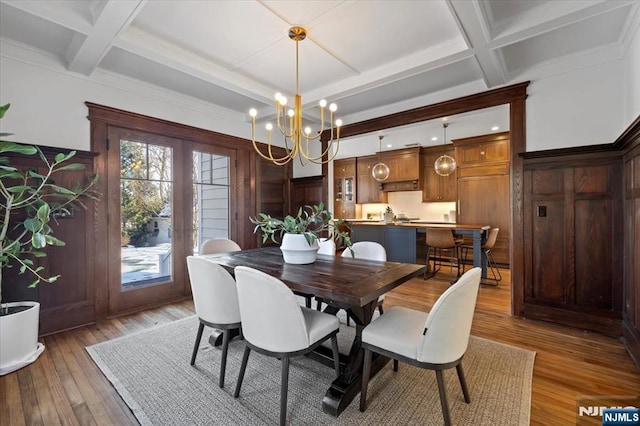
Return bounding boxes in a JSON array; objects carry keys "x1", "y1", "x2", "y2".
[{"x1": 347, "y1": 221, "x2": 491, "y2": 278}]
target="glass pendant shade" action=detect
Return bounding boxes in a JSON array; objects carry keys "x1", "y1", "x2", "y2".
[
  {"x1": 372, "y1": 162, "x2": 390, "y2": 181},
  {"x1": 434, "y1": 154, "x2": 456, "y2": 176},
  {"x1": 372, "y1": 135, "x2": 390, "y2": 182},
  {"x1": 434, "y1": 122, "x2": 456, "y2": 176}
]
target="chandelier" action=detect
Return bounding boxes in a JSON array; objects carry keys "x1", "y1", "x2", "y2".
[
  {"x1": 372, "y1": 135, "x2": 390, "y2": 182},
  {"x1": 434, "y1": 123, "x2": 456, "y2": 176},
  {"x1": 249, "y1": 26, "x2": 342, "y2": 165}
]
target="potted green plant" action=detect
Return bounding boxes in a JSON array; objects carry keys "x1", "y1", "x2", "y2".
[
  {"x1": 250, "y1": 203, "x2": 352, "y2": 264},
  {"x1": 0, "y1": 103, "x2": 99, "y2": 375}
]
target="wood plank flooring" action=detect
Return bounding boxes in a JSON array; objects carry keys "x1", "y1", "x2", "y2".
[{"x1": 1, "y1": 268, "x2": 638, "y2": 425}]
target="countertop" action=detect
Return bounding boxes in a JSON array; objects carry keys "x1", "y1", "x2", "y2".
[{"x1": 346, "y1": 220, "x2": 490, "y2": 231}]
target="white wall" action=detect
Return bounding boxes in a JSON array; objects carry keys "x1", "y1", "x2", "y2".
[
  {"x1": 0, "y1": 45, "x2": 251, "y2": 151},
  {"x1": 526, "y1": 61, "x2": 624, "y2": 151},
  {"x1": 623, "y1": 15, "x2": 640, "y2": 127}
]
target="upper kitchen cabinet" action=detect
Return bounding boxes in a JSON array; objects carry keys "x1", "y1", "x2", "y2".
[
  {"x1": 356, "y1": 155, "x2": 387, "y2": 204},
  {"x1": 455, "y1": 132, "x2": 510, "y2": 167},
  {"x1": 379, "y1": 147, "x2": 421, "y2": 182},
  {"x1": 333, "y1": 158, "x2": 356, "y2": 218},
  {"x1": 420, "y1": 146, "x2": 457, "y2": 202}
]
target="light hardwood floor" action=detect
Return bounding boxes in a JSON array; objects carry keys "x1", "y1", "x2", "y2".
[{"x1": 1, "y1": 268, "x2": 638, "y2": 425}]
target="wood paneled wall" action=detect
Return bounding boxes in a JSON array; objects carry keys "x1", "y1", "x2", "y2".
[
  {"x1": 2, "y1": 148, "x2": 97, "y2": 335},
  {"x1": 520, "y1": 116, "x2": 640, "y2": 357},
  {"x1": 621, "y1": 117, "x2": 640, "y2": 368},
  {"x1": 522, "y1": 151, "x2": 623, "y2": 335}
]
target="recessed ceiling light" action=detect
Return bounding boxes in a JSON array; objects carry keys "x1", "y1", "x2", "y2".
[
  {"x1": 491, "y1": 126, "x2": 499, "y2": 131},
  {"x1": 386, "y1": 144, "x2": 392, "y2": 148},
  {"x1": 431, "y1": 137, "x2": 438, "y2": 141}
]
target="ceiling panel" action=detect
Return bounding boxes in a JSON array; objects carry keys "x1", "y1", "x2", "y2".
[
  {"x1": 0, "y1": 2, "x2": 77, "y2": 57},
  {"x1": 499, "y1": 4, "x2": 631, "y2": 73}
]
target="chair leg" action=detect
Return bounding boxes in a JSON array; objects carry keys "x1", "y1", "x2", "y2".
[
  {"x1": 487, "y1": 250, "x2": 503, "y2": 284},
  {"x1": 360, "y1": 348, "x2": 373, "y2": 412},
  {"x1": 456, "y1": 363, "x2": 471, "y2": 403},
  {"x1": 346, "y1": 313, "x2": 351, "y2": 326},
  {"x1": 234, "y1": 345, "x2": 251, "y2": 398},
  {"x1": 219, "y1": 329, "x2": 231, "y2": 388},
  {"x1": 280, "y1": 357, "x2": 290, "y2": 426},
  {"x1": 190, "y1": 322, "x2": 205, "y2": 365},
  {"x1": 378, "y1": 302, "x2": 384, "y2": 316},
  {"x1": 330, "y1": 335, "x2": 340, "y2": 378},
  {"x1": 393, "y1": 359, "x2": 398, "y2": 372},
  {"x1": 435, "y1": 370, "x2": 452, "y2": 426},
  {"x1": 305, "y1": 295, "x2": 312, "y2": 308},
  {"x1": 316, "y1": 299, "x2": 322, "y2": 311}
]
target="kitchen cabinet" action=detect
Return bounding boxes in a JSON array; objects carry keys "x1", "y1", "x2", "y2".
[
  {"x1": 356, "y1": 155, "x2": 387, "y2": 204},
  {"x1": 379, "y1": 147, "x2": 421, "y2": 182},
  {"x1": 455, "y1": 132, "x2": 509, "y2": 166},
  {"x1": 333, "y1": 158, "x2": 356, "y2": 218},
  {"x1": 454, "y1": 132, "x2": 510, "y2": 266},
  {"x1": 420, "y1": 146, "x2": 457, "y2": 202}
]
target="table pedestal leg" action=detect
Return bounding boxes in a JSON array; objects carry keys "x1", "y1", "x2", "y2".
[
  {"x1": 321, "y1": 301, "x2": 389, "y2": 417},
  {"x1": 208, "y1": 328, "x2": 240, "y2": 347}
]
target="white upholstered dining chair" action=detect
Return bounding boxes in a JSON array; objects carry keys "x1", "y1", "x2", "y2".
[
  {"x1": 317, "y1": 241, "x2": 387, "y2": 325},
  {"x1": 233, "y1": 266, "x2": 341, "y2": 426},
  {"x1": 317, "y1": 237, "x2": 337, "y2": 256},
  {"x1": 199, "y1": 238, "x2": 241, "y2": 255},
  {"x1": 359, "y1": 267, "x2": 482, "y2": 426},
  {"x1": 185, "y1": 256, "x2": 241, "y2": 388}
]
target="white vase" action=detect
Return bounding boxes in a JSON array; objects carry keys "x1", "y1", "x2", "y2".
[
  {"x1": 280, "y1": 233, "x2": 319, "y2": 264},
  {"x1": 0, "y1": 301, "x2": 45, "y2": 376}
]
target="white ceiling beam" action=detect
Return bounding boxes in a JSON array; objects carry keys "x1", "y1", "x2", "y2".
[
  {"x1": 65, "y1": 0, "x2": 147, "y2": 76},
  {"x1": 448, "y1": 0, "x2": 507, "y2": 88}
]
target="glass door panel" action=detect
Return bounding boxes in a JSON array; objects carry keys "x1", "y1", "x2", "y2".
[
  {"x1": 120, "y1": 140, "x2": 174, "y2": 289},
  {"x1": 192, "y1": 150, "x2": 231, "y2": 255}
]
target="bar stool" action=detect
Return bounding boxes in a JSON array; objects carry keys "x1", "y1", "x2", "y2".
[
  {"x1": 461, "y1": 227, "x2": 502, "y2": 286},
  {"x1": 424, "y1": 228, "x2": 462, "y2": 284}
]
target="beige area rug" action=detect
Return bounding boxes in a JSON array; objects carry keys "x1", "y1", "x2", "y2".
[{"x1": 86, "y1": 315, "x2": 535, "y2": 425}]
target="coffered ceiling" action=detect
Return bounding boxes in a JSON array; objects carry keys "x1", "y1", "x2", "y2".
[{"x1": 0, "y1": 0, "x2": 637, "y2": 150}]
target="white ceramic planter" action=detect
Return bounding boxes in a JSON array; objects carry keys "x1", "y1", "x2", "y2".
[
  {"x1": 0, "y1": 301, "x2": 44, "y2": 376},
  {"x1": 280, "y1": 233, "x2": 319, "y2": 264}
]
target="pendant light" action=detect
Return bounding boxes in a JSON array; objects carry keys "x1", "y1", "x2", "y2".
[
  {"x1": 372, "y1": 135, "x2": 390, "y2": 182},
  {"x1": 434, "y1": 123, "x2": 456, "y2": 176}
]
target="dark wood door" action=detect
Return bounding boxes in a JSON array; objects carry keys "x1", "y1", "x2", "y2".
[{"x1": 290, "y1": 176, "x2": 323, "y2": 213}]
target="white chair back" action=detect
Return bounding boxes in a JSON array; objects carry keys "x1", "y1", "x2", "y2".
[
  {"x1": 186, "y1": 256, "x2": 241, "y2": 325},
  {"x1": 317, "y1": 238, "x2": 336, "y2": 256},
  {"x1": 234, "y1": 266, "x2": 310, "y2": 353},
  {"x1": 342, "y1": 241, "x2": 386, "y2": 261},
  {"x1": 418, "y1": 267, "x2": 481, "y2": 364},
  {"x1": 200, "y1": 238, "x2": 241, "y2": 255}
]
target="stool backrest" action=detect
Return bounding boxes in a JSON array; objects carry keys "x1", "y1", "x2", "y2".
[
  {"x1": 483, "y1": 228, "x2": 500, "y2": 250},
  {"x1": 426, "y1": 228, "x2": 456, "y2": 249}
]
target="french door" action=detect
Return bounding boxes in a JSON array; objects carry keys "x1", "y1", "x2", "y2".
[{"x1": 106, "y1": 127, "x2": 235, "y2": 314}]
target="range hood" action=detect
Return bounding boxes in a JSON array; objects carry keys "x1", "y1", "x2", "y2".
[{"x1": 380, "y1": 180, "x2": 419, "y2": 192}]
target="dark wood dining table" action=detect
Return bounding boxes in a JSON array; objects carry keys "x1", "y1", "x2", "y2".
[{"x1": 201, "y1": 246, "x2": 425, "y2": 417}]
